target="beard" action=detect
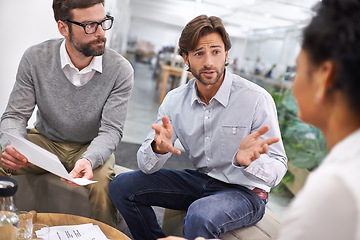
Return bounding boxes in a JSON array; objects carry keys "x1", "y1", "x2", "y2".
[
  {"x1": 69, "y1": 32, "x2": 107, "y2": 57},
  {"x1": 188, "y1": 61, "x2": 225, "y2": 86}
]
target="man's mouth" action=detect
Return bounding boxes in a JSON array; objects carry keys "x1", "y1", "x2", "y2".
[
  {"x1": 92, "y1": 38, "x2": 106, "y2": 46},
  {"x1": 93, "y1": 41, "x2": 104, "y2": 47},
  {"x1": 202, "y1": 70, "x2": 215, "y2": 78}
]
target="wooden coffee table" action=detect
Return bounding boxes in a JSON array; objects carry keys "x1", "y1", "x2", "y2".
[{"x1": 30, "y1": 211, "x2": 130, "y2": 240}]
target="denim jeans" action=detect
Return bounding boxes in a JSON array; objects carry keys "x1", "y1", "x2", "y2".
[{"x1": 110, "y1": 169, "x2": 266, "y2": 240}]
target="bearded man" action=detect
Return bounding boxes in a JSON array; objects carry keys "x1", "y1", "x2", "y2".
[{"x1": 0, "y1": 0, "x2": 133, "y2": 227}]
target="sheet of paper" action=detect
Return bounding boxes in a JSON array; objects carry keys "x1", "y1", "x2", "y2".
[
  {"x1": 47, "y1": 223, "x2": 109, "y2": 240},
  {"x1": 2, "y1": 131, "x2": 97, "y2": 186}
]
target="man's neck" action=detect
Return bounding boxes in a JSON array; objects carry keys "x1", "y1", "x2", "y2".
[
  {"x1": 65, "y1": 40, "x2": 93, "y2": 71},
  {"x1": 196, "y1": 71, "x2": 225, "y2": 105}
]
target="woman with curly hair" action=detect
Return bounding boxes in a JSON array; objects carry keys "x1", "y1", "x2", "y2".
[{"x1": 278, "y1": 0, "x2": 360, "y2": 239}]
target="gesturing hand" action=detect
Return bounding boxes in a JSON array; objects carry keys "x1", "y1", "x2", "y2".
[
  {"x1": 151, "y1": 116, "x2": 181, "y2": 155},
  {"x1": 236, "y1": 125, "x2": 279, "y2": 166}
]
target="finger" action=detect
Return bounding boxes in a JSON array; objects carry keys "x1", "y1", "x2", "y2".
[
  {"x1": 251, "y1": 125, "x2": 270, "y2": 139},
  {"x1": 162, "y1": 116, "x2": 173, "y2": 131},
  {"x1": 4, "y1": 146, "x2": 28, "y2": 163},
  {"x1": 157, "y1": 139, "x2": 181, "y2": 155},
  {"x1": 262, "y1": 144, "x2": 269, "y2": 154},
  {"x1": 264, "y1": 137, "x2": 280, "y2": 146},
  {"x1": 167, "y1": 146, "x2": 181, "y2": 155},
  {"x1": 1, "y1": 156, "x2": 28, "y2": 168},
  {"x1": 1, "y1": 159, "x2": 21, "y2": 170},
  {"x1": 1, "y1": 154, "x2": 29, "y2": 170},
  {"x1": 161, "y1": 115, "x2": 170, "y2": 127},
  {"x1": 253, "y1": 150, "x2": 261, "y2": 160},
  {"x1": 66, "y1": 180, "x2": 81, "y2": 188},
  {"x1": 152, "y1": 123, "x2": 163, "y2": 133},
  {"x1": 69, "y1": 167, "x2": 81, "y2": 178},
  {"x1": 81, "y1": 168, "x2": 93, "y2": 180}
]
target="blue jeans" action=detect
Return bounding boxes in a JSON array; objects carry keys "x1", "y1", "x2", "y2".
[{"x1": 110, "y1": 169, "x2": 266, "y2": 240}]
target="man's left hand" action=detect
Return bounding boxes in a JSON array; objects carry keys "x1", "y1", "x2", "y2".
[
  {"x1": 62, "y1": 158, "x2": 93, "y2": 188},
  {"x1": 236, "y1": 125, "x2": 280, "y2": 166}
]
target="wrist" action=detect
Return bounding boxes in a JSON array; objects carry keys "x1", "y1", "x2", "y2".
[{"x1": 151, "y1": 141, "x2": 168, "y2": 155}]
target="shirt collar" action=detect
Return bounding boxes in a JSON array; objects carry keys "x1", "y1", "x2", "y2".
[
  {"x1": 60, "y1": 39, "x2": 102, "y2": 73},
  {"x1": 190, "y1": 69, "x2": 232, "y2": 107}
]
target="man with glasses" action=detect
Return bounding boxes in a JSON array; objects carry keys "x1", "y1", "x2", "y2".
[{"x1": 0, "y1": 0, "x2": 134, "y2": 227}]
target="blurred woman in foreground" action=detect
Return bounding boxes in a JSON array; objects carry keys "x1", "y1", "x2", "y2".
[{"x1": 278, "y1": 0, "x2": 360, "y2": 239}]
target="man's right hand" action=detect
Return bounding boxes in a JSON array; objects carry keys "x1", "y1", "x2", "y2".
[
  {"x1": 1, "y1": 145, "x2": 32, "y2": 170},
  {"x1": 151, "y1": 116, "x2": 181, "y2": 155}
]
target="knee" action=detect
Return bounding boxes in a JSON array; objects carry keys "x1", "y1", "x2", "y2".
[
  {"x1": 110, "y1": 172, "x2": 130, "y2": 199},
  {"x1": 183, "y1": 200, "x2": 222, "y2": 238},
  {"x1": 184, "y1": 201, "x2": 217, "y2": 228},
  {"x1": 109, "y1": 171, "x2": 142, "y2": 204}
]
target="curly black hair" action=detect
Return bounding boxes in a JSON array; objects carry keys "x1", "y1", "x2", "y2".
[{"x1": 302, "y1": 0, "x2": 360, "y2": 112}]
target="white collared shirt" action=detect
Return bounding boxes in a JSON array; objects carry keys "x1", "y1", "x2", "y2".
[
  {"x1": 278, "y1": 129, "x2": 360, "y2": 240},
  {"x1": 60, "y1": 40, "x2": 102, "y2": 86}
]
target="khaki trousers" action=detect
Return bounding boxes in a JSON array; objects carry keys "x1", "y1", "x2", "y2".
[{"x1": 0, "y1": 128, "x2": 118, "y2": 227}]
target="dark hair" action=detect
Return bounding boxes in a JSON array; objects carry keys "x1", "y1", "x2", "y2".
[
  {"x1": 302, "y1": 0, "x2": 360, "y2": 112},
  {"x1": 53, "y1": 0, "x2": 104, "y2": 22},
  {"x1": 178, "y1": 15, "x2": 231, "y2": 57}
]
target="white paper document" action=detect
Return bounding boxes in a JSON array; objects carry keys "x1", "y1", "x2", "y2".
[
  {"x1": 46, "y1": 223, "x2": 109, "y2": 240},
  {"x1": 3, "y1": 131, "x2": 97, "y2": 186}
]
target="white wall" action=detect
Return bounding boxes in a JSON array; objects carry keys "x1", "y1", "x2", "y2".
[
  {"x1": 0, "y1": 0, "x2": 118, "y2": 127},
  {"x1": 240, "y1": 31, "x2": 301, "y2": 78},
  {"x1": 0, "y1": 1, "x2": 61, "y2": 122},
  {"x1": 129, "y1": 18, "x2": 183, "y2": 53}
]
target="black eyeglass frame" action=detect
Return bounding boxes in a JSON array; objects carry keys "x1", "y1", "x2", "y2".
[{"x1": 66, "y1": 15, "x2": 114, "y2": 34}]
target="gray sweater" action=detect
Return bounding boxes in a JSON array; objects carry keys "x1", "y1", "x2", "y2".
[{"x1": 0, "y1": 38, "x2": 134, "y2": 169}]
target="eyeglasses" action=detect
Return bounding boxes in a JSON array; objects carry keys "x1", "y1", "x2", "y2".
[{"x1": 66, "y1": 15, "x2": 114, "y2": 34}]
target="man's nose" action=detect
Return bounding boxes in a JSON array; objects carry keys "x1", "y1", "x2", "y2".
[{"x1": 203, "y1": 53, "x2": 213, "y2": 68}]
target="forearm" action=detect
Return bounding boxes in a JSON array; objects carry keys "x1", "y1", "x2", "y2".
[
  {"x1": 83, "y1": 70, "x2": 133, "y2": 169},
  {"x1": 137, "y1": 135, "x2": 171, "y2": 174}
]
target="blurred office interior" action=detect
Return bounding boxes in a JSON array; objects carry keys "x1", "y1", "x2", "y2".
[{"x1": 0, "y1": 0, "x2": 323, "y2": 229}]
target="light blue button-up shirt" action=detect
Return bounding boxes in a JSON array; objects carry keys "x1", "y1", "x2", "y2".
[{"x1": 137, "y1": 70, "x2": 287, "y2": 192}]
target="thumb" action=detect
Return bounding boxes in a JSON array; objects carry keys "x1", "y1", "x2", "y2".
[{"x1": 69, "y1": 165, "x2": 80, "y2": 178}]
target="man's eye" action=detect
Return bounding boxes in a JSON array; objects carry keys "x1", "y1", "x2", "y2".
[
  {"x1": 195, "y1": 52, "x2": 203, "y2": 56},
  {"x1": 214, "y1": 50, "x2": 220, "y2": 54},
  {"x1": 86, "y1": 22, "x2": 97, "y2": 30}
]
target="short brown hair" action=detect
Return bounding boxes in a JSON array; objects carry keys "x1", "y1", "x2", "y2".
[
  {"x1": 52, "y1": 0, "x2": 104, "y2": 22},
  {"x1": 178, "y1": 15, "x2": 231, "y2": 57}
]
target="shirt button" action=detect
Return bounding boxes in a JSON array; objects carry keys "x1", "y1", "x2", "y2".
[
  {"x1": 232, "y1": 128, "x2": 237, "y2": 134},
  {"x1": 206, "y1": 110, "x2": 210, "y2": 113},
  {"x1": 205, "y1": 116, "x2": 209, "y2": 120},
  {"x1": 207, "y1": 157, "x2": 211, "y2": 162}
]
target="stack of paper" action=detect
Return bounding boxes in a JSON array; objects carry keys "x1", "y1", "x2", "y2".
[{"x1": 45, "y1": 223, "x2": 109, "y2": 240}]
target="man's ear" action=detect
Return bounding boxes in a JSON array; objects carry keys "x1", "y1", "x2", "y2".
[
  {"x1": 183, "y1": 53, "x2": 189, "y2": 66},
  {"x1": 58, "y1": 20, "x2": 69, "y2": 38},
  {"x1": 315, "y1": 60, "x2": 336, "y2": 104}
]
